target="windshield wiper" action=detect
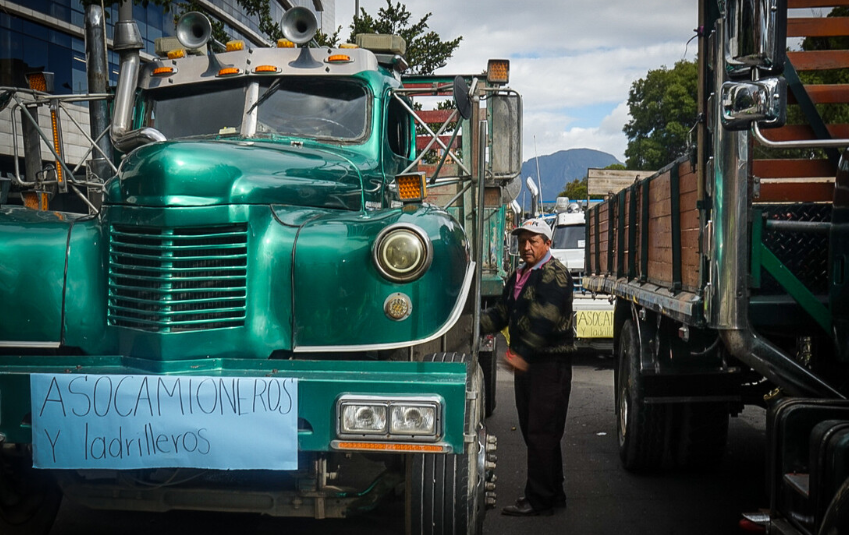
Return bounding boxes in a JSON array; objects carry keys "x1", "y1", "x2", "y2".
[{"x1": 246, "y1": 79, "x2": 282, "y2": 116}]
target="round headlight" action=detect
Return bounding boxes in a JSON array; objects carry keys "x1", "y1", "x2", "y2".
[{"x1": 373, "y1": 224, "x2": 433, "y2": 282}]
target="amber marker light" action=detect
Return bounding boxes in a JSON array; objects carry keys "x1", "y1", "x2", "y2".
[
  {"x1": 339, "y1": 43, "x2": 358, "y2": 49},
  {"x1": 326, "y1": 54, "x2": 352, "y2": 63},
  {"x1": 334, "y1": 442, "x2": 447, "y2": 453},
  {"x1": 253, "y1": 65, "x2": 280, "y2": 74},
  {"x1": 152, "y1": 66, "x2": 176, "y2": 76},
  {"x1": 25, "y1": 72, "x2": 54, "y2": 93},
  {"x1": 396, "y1": 172, "x2": 426, "y2": 203},
  {"x1": 50, "y1": 108, "x2": 64, "y2": 190},
  {"x1": 277, "y1": 39, "x2": 295, "y2": 48},
  {"x1": 217, "y1": 67, "x2": 242, "y2": 77},
  {"x1": 167, "y1": 49, "x2": 186, "y2": 59},
  {"x1": 487, "y1": 59, "x2": 510, "y2": 85},
  {"x1": 226, "y1": 40, "x2": 245, "y2": 52}
]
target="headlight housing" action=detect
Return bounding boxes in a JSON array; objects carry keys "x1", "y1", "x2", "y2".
[
  {"x1": 373, "y1": 224, "x2": 433, "y2": 283},
  {"x1": 336, "y1": 395, "x2": 442, "y2": 440}
]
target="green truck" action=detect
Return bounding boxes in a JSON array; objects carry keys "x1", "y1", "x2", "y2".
[
  {"x1": 583, "y1": 1, "x2": 849, "y2": 533},
  {"x1": 0, "y1": 7, "x2": 521, "y2": 534}
]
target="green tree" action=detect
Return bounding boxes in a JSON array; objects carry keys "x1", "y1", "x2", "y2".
[
  {"x1": 623, "y1": 59, "x2": 698, "y2": 171},
  {"x1": 351, "y1": 1, "x2": 462, "y2": 75}
]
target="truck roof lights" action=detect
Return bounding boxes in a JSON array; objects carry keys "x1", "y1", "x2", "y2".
[
  {"x1": 216, "y1": 67, "x2": 242, "y2": 77},
  {"x1": 277, "y1": 39, "x2": 295, "y2": 48},
  {"x1": 487, "y1": 59, "x2": 510, "y2": 85},
  {"x1": 253, "y1": 65, "x2": 280, "y2": 74},
  {"x1": 326, "y1": 54, "x2": 352, "y2": 64},
  {"x1": 167, "y1": 49, "x2": 186, "y2": 59},
  {"x1": 152, "y1": 66, "x2": 176, "y2": 76},
  {"x1": 226, "y1": 40, "x2": 245, "y2": 52}
]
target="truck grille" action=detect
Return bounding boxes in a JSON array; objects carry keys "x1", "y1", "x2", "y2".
[{"x1": 108, "y1": 224, "x2": 248, "y2": 332}]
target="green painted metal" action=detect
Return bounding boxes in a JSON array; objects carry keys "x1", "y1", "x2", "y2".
[
  {"x1": 104, "y1": 140, "x2": 371, "y2": 211},
  {"x1": 760, "y1": 244, "x2": 832, "y2": 335},
  {"x1": 628, "y1": 184, "x2": 637, "y2": 280},
  {"x1": 0, "y1": 357, "x2": 468, "y2": 450},
  {"x1": 0, "y1": 207, "x2": 90, "y2": 344},
  {"x1": 293, "y1": 204, "x2": 468, "y2": 348},
  {"x1": 670, "y1": 163, "x2": 682, "y2": 293},
  {"x1": 616, "y1": 191, "x2": 625, "y2": 278},
  {"x1": 640, "y1": 178, "x2": 650, "y2": 283}
]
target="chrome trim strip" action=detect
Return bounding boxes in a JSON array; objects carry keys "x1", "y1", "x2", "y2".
[
  {"x1": 293, "y1": 261, "x2": 475, "y2": 353},
  {"x1": 0, "y1": 341, "x2": 61, "y2": 349}
]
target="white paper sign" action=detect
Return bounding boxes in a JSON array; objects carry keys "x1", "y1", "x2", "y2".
[{"x1": 31, "y1": 374, "x2": 299, "y2": 470}]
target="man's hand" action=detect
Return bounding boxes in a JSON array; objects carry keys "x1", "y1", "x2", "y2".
[{"x1": 504, "y1": 347, "x2": 529, "y2": 372}]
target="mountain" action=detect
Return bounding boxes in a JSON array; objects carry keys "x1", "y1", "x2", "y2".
[{"x1": 519, "y1": 148, "x2": 621, "y2": 206}]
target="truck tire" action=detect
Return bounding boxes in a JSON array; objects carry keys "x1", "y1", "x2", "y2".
[
  {"x1": 0, "y1": 446, "x2": 62, "y2": 535},
  {"x1": 479, "y1": 342, "x2": 497, "y2": 418},
  {"x1": 617, "y1": 319, "x2": 669, "y2": 471},
  {"x1": 672, "y1": 402, "x2": 729, "y2": 469},
  {"x1": 407, "y1": 353, "x2": 487, "y2": 535}
]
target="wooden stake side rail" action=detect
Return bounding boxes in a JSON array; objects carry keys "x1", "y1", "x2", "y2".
[{"x1": 586, "y1": 159, "x2": 699, "y2": 294}]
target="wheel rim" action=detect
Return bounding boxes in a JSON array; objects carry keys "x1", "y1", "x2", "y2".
[{"x1": 618, "y1": 386, "x2": 629, "y2": 446}]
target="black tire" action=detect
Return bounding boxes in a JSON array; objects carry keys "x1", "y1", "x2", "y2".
[
  {"x1": 617, "y1": 319, "x2": 670, "y2": 471},
  {"x1": 672, "y1": 402, "x2": 729, "y2": 469},
  {"x1": 479, "y1": 346, "x2": 497, "y2": 418},
  {"x1": 407, "y1": 353, "x2": 486, "y2": 535},
  {"x1": 0, "y1": 446, "x2": 62, "y2": 535}
]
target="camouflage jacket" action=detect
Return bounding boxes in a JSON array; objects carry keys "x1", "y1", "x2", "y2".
[{"x1": 481, "y1": 256, "x2": 575, "y2": 361}]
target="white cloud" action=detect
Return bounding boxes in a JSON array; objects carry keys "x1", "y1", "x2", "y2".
[{"x1": 335, "y1": 0, "x2": 697, "y2": 162}]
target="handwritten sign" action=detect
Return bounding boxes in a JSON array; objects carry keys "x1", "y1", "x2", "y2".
[
  {"x1": 575, "y1": 310, "x2": 614, "y2": 339},
  {"x1": 31, "y1": 374, "x2": 298, "y2": 470}
]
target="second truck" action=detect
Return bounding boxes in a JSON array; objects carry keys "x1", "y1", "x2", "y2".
[{"x1": 584, "y1": 1, "x2": 849, "y2": 534}]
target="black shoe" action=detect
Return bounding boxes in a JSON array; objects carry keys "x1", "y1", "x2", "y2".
[
  {"x1": 501, "y1": 498, "x2": 554, "y2": 517},
  {"x1": 518, "y1": 495, "x2": 567, "y2": 509}
]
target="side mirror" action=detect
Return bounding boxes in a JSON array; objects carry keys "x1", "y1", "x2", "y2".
[
  {"x1": 720, "y1": 76, "x2": 786, "y2": 131},
  {"x1": 489, "y1": 93, "x2": 523, "y2": 180},
  {"x1": 724, "y1": 0, "x2": 787, "y2": 77}
]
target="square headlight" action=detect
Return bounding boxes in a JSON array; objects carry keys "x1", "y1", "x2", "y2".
[
  {"x1": 337, "y1": 395, "x2": 442, "y2": 440},
  {"x1": 390, "y1": 404, "x2": 437, "y2": 435},
  {"x1": 340, "y1": 403, "x2": 387, "y2": 434}
]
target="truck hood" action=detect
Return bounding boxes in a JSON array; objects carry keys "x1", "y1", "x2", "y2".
[{"x1": 105, "y1": 140, "x2": 368, "y2": 210}]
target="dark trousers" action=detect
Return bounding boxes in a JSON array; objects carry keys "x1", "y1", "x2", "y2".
[{"x1": 514, "y1": 357, "x2": 572, "y2": 510}]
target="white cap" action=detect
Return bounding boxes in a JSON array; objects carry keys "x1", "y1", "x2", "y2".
[{"x1": 511, "y1": 218, "x2": 552, "y2": 241}]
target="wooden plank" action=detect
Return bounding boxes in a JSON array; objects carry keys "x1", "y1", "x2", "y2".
[
  {"x1": 587, "y1": 168, "x2": 656, "y2": 196},
  {"x1": 753, "y1": 159, "x2": 836, "y2": 178},
  {"x1": 787, "y1": 50, "x2": 849, "y2": 71},
  {"x1": 757, "y1": 180, "x2": 835, "y2": 202},
  {"x1": 416, "y1": 136, "x2": 460, "y2": 150},
  {"x1": 787, "y1": 17, "x2": 849, "y2": 38},
  {"x1": 760, "y1": 123, "x2": 849, "y2": 141},
  {"x1": 414, "y1": 109, "x2": 456, "y2": 123},
  {"x1": 788, "y1": 84, "x2": 849, "y2": 105},
  {"x1": 681, "y1": 209, "x2": 700, "y2": 231},
  {"x1": 789, "y1": 0, "x2": 849, "y2": 7}
]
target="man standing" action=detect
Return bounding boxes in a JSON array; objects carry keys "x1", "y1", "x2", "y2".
[{"x1": 481, "y1": 218, "x2": 575, "y2": 517}]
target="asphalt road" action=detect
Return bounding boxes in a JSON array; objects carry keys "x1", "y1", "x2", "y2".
[{"x1": 50, "y1": 350, "x2": 768, "y2": 535}]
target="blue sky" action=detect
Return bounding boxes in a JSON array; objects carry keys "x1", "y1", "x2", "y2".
[{"x1": 334, "y1": 0, "x2": 698, "y2": 162}]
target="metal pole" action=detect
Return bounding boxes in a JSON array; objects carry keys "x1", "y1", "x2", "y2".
[
  {"x1": 471, "y1": 119, "x2": 487, "y2": 361},
  {"x1": 85, "y1": 1, "x2": 114, "y2": 189}
]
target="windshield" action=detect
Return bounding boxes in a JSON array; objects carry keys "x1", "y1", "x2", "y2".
[
  {"x1": 255, "y1": 78, "x2": 369, "y2": 140},
  {"x1": 143, "y1": 77, "x2": 369, "y2": 141},
  {"x1": 144, "y1": 80, "x2": 247, "y2": 138},
  {"x1": 552, "y1": 224, "x2": 585, "y2": 250}
]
